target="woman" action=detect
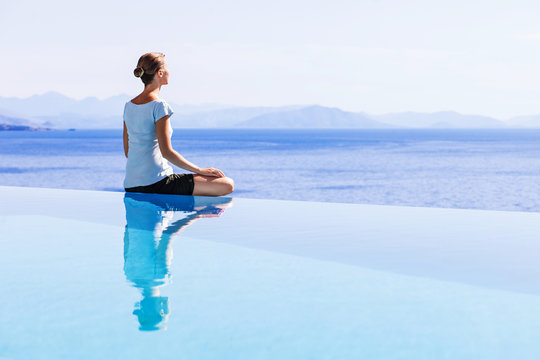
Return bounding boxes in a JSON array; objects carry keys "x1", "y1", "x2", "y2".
[{"x1": 123, "y1": 52, "x2": 234, "y2": 196}]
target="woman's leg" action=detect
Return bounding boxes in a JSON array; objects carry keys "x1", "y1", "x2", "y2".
[{"x1": 192, "y1": 175, "x2": 234, "y2": 196}]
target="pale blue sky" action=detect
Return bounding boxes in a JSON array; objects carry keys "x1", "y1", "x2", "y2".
[{"x1": 1, "y1": 0, "x2": 540, "y2": 118}]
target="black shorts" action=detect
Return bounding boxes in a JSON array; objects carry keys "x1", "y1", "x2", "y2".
[{"x1": 125, "y1": 174, "x2": 195, "y2": 196}]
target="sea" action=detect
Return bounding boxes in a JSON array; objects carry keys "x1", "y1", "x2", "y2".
[{"x1": 1, "y1": 128, "x2": 540, "y2": 212}]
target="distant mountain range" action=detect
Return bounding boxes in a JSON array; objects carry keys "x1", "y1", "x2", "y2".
[
  {"x1": 504, "y1": 114, "x2": 540, "y2": 128},
  {"x1": 236, "y1": 105, "x2": 389, "y2": 128},
  {"x1": 374, "y1": 111, "x2": 507, "y2": 129},
  {"x1": 0, "y1": 91, "x2": 538, "y2": 130},
  {"x1": 172, "y1": 105, "x2": 306, "y2": 128},
  {"x1": 0, "y1": 114, "x2": 52, "y2": 131}
]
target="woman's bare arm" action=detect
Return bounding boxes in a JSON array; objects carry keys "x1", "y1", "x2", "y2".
[
  {"x1": 155, "y1": 116, "x2": 224, "y2": 177},
  {"x1": 123, "y1": 121, "x2": 129, "y2": 158}
]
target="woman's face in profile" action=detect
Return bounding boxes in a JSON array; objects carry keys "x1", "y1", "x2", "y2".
[{"x1": 159, "y1": 62, "x2": 170, "y2": 85}]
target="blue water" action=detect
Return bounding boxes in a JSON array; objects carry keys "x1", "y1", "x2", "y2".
[
  {"x1": 3, "y1": 186, "x2": 540, "y2": 359},
  {"x1": 1, "y1": 129, "x2": 540, "y2": 211}
]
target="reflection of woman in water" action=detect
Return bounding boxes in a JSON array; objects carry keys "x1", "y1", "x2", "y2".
[
  {"x1": 123, "y1": 192, "x2": 233, "y2": 331},
  {"x1": 123, "y1": 51, "x2": 234, "y2": 196}
]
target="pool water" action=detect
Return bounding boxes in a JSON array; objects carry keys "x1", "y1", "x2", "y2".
[{"x1": 1, "y1": 185, "x2": 540, "y2": 359}]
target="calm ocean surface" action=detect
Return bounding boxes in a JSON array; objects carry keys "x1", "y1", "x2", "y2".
[{"x1": 1, "y1": 128, "x2": 540, "y2": 212}]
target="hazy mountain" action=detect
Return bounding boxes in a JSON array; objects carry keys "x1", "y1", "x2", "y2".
[
  {"x1": 0, "y1": 91, "x2": 129, "y2": 128},
  {"x1": 173, "y1": 103, "x2": 236, "y2": 114},
  {"x1": 0, "y1": 91, "x2": 80, "y2": 117},
  {"x1": 34, "y1": 114, "x2": 122, "y2": 129},
  {"x1": 374, "y1": 111, "x2": 507, "y2": 128},
  {"x1": 506, "y1": 114, "x2": 540, "y2": 128},
  {"x1": 172, "y1": 105, "x2": 306, "y2": 128},
  {"x1": 0, "y1": 92, "x2": 235, "y2": 128},
  {"x1": 0, "y1": 91, "x2": 230, "y2": 117},
  {"x1": 1, "y1": 92, "x2": 538, "y2": 129},
  {"x1": 0, "y1": 114, "x2": 33, "y2": 126},
  {"x1": 0, "y1": 106, "x2": 28, "y2": 118},
  {"x1": 0, "y1": 114, "x2": 52, "y2": 131},
  {"x1": 236, "y1": 105, "x2": 390, "y2": 128}
]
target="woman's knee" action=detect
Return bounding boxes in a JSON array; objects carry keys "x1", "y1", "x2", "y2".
[
  {"x1": 222, "y1": 177, "x2": 234, "y2": 195},
  {"x1": 193, "y1": 175, "x2": 234, "y2": 196},
  {"x1": 212, "y1": 177, "x2": 234, "y2": 196}
]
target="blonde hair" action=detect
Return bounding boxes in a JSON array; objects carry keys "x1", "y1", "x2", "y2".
[{"x1": 133, "y1": 52, "x2": 166, "y2": 86}]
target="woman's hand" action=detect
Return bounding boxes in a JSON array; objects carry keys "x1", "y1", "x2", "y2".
[{"x1": 196, "y1": 167, "x2": 225, "y2": 178}]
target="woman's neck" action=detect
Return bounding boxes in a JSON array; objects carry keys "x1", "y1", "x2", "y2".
[{"x1": 142, "y1": 84, "x2": 161, "y2": 99}]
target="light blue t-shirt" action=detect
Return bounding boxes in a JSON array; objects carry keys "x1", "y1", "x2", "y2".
[{"x1": 123, "y1": 99, "x2": 174, "y2": 188}]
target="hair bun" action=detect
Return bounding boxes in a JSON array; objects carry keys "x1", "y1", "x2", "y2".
[{"x1": 133, "y1": 67, "x2": 145, "y2": 78}]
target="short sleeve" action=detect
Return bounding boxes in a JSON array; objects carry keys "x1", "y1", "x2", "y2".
[{"x1": 153, "y1": 100, "x2": 174, "y2": 123}]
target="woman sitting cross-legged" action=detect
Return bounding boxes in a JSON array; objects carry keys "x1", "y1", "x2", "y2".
[{"x1": 123, "y1": 51, "x2": 234, "y2": 197}]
